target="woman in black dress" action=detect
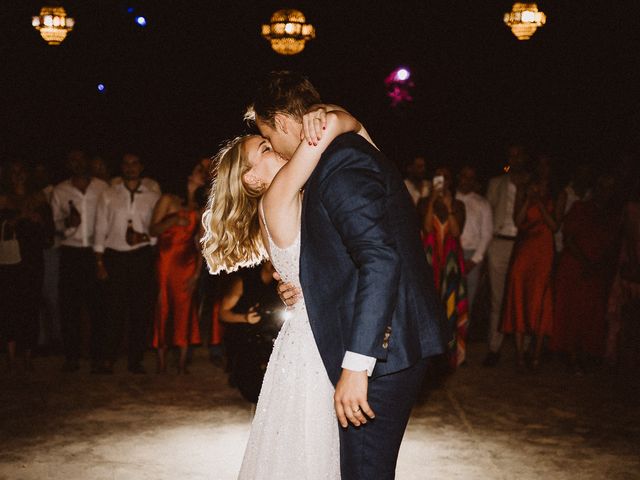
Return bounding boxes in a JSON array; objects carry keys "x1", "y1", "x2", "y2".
[{"x1": 0, "y1": 160, "x2": 53, "y2": 372}]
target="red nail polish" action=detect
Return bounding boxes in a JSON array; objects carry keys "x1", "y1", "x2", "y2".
[
  {"x1": 323, "y1": 126, "x2": 326, "y2": 130},
  {"x1": 308, "y1": 141, "x2": 312, "y2": 145}
]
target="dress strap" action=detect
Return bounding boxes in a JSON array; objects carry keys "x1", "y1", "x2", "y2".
[{"x1": 258, "y1": 201, "x2": 273, "y2": 243}]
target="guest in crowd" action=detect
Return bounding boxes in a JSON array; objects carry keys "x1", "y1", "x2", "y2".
[
  {"x1": 33, "y1": 161, "x2": 62, "y2": 350},
  {"x1": 94, "y1": 153, "x2": 161, "y2": 374},
  {"x1": 455, "y1": 165, "x2": 493, "y2": 319},
  {"x1": 483, "y1": 144, "x2": 530, "y2": 366},
  {"x1": 554, "y1": 163, "x2": 592, "y2": 253},
  {"x1": 404, "y1": 155, "x2": 431, "y2": 212},
  {"x1": 0, "y1": 160, "x2": 53, "y2": 372},
  {"x1": 51, "y1": 150, "x2": 109, "y2": 372},
  {"x1": 150, "y1": 168, "x2": 202, "y2": 374},
  {"x1": 90, "y1": 156, "x2": 111, "y2": 183},
  {"x1": 606, "y1": 174, "x2": 640, "y2": 370},
  {"x1": 553, "y1": 174, "x2": 618, "y2": 372},
  {"x1": 111, "y1": 172, "x2": 161, "y2": 194},
  {"x1": 501, "y1": 164, "x2": 558, "y2": 371},
  {"x1": 219, "y1": 262, "x2": 282, "y2": 402},
  {"x1": 192, "y1": 157, "x2": 226, "y2": 365},
  {"x1": 423, "y1": 166, "x2": 468, "y2": 367}
]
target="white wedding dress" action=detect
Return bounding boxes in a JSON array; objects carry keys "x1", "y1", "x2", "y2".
[{"x1": 237, "y1": 207, "x2": 340, "y2": 480}]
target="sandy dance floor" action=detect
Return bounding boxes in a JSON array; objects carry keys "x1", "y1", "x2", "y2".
[{"x1": 1, "y1": 343, "x2": 638, "y2": 480}]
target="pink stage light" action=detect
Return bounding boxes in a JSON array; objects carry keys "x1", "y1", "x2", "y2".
[{"x1": 384, "y1": 67, "x2": 414, "y2": 107}]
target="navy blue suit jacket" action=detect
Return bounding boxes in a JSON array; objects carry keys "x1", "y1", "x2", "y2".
[{"x1": 299, "y1": 133, "x2": 446, "y2": 386}]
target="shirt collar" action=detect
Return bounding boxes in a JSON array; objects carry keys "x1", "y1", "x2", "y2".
[{"x1": 115, "y1": 180, "x2": 148, "y2": 195}]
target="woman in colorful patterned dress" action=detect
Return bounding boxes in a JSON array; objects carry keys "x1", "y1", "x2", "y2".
[{"x1": 423, "y1": 167, "x2": 468, "y2": 368}]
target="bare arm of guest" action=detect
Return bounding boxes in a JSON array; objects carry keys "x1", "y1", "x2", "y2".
[
  {"x1": 149, "y1": 195, "x2": 187, "y2": 237},
  {"x1": 219, "y1": 276, "x2": 261, "y2": 325},
  {"x1": 444, "y1": 195, "x2": 466, "y2": 238},
  {"x1": 423, "y1": 193, "x2": 437, "y2": 234},
  {"x1": 538, "y1": 201, "x2": 559, "y2": 232}
]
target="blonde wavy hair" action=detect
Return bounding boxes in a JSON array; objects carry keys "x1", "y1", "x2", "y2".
[{"x1": 201, "y1": 135, "x2": 267, "y2": 274}]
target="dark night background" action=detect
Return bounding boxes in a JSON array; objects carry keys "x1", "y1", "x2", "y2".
[{"x1": 2, "y1": 1, "x2": 639, "y2": 186}]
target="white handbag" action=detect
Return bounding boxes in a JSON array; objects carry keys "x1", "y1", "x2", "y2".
[{"x1": 0, "y1": 220, "x2": 21, "y2": 265}]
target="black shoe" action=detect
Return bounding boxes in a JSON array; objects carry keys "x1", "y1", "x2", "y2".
[
  {"x1": 128, "y1": 364, "x2": 147, "y2": 375},
  {"x1": 482, "y1": 351, "x2": 500, "y2": 367},
  {"x1": 61, "y1": 360, "x2": 80, "y2": 373}
]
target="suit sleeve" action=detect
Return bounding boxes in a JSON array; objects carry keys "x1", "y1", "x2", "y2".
[{"x1": 319, "y1": 148, "x2": 400, "y2": 360}]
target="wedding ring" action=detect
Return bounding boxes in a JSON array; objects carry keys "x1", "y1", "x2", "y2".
[{"x1": 352, "y1": 407, "x2": 361, "y2": 414}]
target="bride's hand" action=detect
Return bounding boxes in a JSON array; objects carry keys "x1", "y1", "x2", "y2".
[
  {"x1": 302, "y1": 105, "x2": 328, "y2": 146},
  {"x1": 273, "y1": 271, "x2": 302, "y2": 306}
]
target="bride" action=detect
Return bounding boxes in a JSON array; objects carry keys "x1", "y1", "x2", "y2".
[{"x1": 201, "y1": 107, "x2": 373, "y2": 479}]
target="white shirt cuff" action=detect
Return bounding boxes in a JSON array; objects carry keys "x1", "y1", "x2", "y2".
[
  {"x1": 342, "y1": 351, "x2": 377, "y2": 377},
  {"x1": 93, "y1": 245, "x2": 105, "y2": 253}
]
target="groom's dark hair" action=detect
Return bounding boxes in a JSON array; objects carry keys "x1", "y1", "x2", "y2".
[{"x1": 245, "y1": 71, "x2": 322, "y2": 127}]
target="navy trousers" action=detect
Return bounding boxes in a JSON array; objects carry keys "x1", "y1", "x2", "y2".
[{"x1": 339, "y1": 358, "x2": 429, "y2": 480}]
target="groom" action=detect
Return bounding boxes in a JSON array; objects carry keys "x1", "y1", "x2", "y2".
[{"x1": 246, "y1": 71, "x2": 446, "y2": 480}]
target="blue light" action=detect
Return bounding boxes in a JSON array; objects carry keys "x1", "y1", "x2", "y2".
[
  {"x1": 127, "y1": 7, "x2": 135, "y2": 13},
  {"x1": 135, "y1": 16, "x2": 147, "y2": 27},
  {"x1": 97, "y1": 83, "x2": 105, "y2": 93}
]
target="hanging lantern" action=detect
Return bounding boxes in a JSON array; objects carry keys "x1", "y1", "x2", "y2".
[
  {"x1": 261, "y1": 9, "x2": 315, "y2": 55},
  {"x1": 503, "y1": 3, "x2": 546, "y2": 40},
  {"x1": 32, "y1": 5, "x2": 75, "y2": 45}
]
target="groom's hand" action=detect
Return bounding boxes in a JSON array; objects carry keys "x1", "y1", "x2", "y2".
[{"x1": 334, "y1": 369, "x2": 375, "y2": 428}]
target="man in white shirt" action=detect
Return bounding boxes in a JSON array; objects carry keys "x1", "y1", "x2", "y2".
[
  {"x1": 51, "y1": 150, "x2": 110, "y2": 372},
  {"x1": 456, "y1": 166, "x2": 493, "y2": 320},
  {"x1": 94, "y1": 153, "x2": 161, "y2": 374},
  {"x1": 403, "y1": 156, "x2": 431, "y2": 210},
  {"x1": 483, "y1": 145, "x2": 529, "y2": 366}
]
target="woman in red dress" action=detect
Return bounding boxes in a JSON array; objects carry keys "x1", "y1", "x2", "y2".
[
  {"x1": 553, "y1": 174, "x2": 618, "y2": 371},
  {"x1": 150, "y1": 172, "x2": 202, "y2": 373},
  {"x1": 502, "y1": 174, "x2": 557, "y2": 370}
]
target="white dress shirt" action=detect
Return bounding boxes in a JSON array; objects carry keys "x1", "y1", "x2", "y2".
[
  {"x1": 342, "y1": 351, "x2": 376, "y2": 376},
  {"x1": 456, "y1": 191, "x2": 494, "y2": 264},
  {"x1": 93, "y1": 181, "x2": 161, "y2": 253},
  {"x1": 404, "y1": 179, "x2": 431, "y2": 207},
  {"x1": 50, "y1": 178, "x2": 110, "y2": 248},
  {"x1": 486, "y1": 175, "x2": 518, "y2": 237},
  {"x1": 110, "y1": 176, "x2": 161, "y2": 194}
]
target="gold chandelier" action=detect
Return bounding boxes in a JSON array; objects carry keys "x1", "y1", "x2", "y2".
[
  {"x1": 261, "y1": 9, "x2": 315, "y2": 55},
  {"x1": 503, "y1": 2, "x2": 546, "y2": 40},
  {"x1": 32, "y1": 5, "x2": 75, "y2": 45}
]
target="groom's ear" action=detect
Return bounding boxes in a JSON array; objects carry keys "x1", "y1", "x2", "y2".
[{"x1": 274, "y1": 114, "x2": 289, "y2": 135}]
